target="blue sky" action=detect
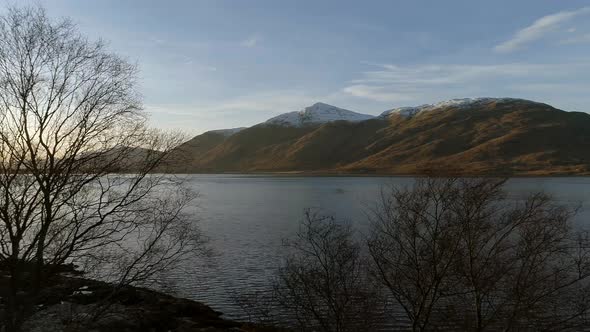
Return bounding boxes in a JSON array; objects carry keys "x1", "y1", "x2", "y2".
[{"x1": 12, "y1": 0, "x2": 590, "y2": 134}]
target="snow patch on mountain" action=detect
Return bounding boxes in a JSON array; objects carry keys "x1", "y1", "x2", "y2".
[
  {"x1": 207, "y1": 127, "x2": 246, "y2": 137},
  {"x1": 380, "y1": 98, "x2": 524, "y2": 119},
  {"x1": 264, "y1": 102, "x2": 374, "y2": 127}
]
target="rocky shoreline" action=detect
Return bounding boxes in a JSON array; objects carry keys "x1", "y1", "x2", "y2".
[{"x1": 0, "y1": 271, "x2": 282, "y2": 332}]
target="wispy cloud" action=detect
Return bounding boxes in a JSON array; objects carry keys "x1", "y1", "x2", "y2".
[
  {"x1": 560, "y1": 33, "x2": 590, "y2": 45},
  {"x1": 240, "y1": 34, "x2": 261, "y2": 48},
  {"x1": 150, "y1": 37, "x2": 166, "y2": 45},
  {"x1": 201, "y1": 92, "x2": 316, "y2": 115},
  {"x1": 342, "y1": 85, "x2": 417, "y2": 103},
  {"x1": 146, "y1": 90, "x2": 321, "y2": 132},
  {"x1": 510, "y1": 82, "x2": 590, "y2": 94},
  {"x1": 343, "y1": 62, "x2": 590, "y2": 106},
  {"x1": 494, "y1": 7, "x2": 590, "y2": 53}
]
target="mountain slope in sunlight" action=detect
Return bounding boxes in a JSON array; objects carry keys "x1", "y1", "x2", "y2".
[{"x1": 168, "y1": 99, "x2": 590, "y2": 175}]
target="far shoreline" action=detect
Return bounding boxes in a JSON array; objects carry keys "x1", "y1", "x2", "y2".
[{"x1": 157, "y1": 171, "x2": 590, "y2": 178}]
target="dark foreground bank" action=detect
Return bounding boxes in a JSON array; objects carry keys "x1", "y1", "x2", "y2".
[{"x1": 0, "y1": 268, "x2": 283, "y2": 332}]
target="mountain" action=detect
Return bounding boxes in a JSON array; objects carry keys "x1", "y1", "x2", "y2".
[
  {"x1": 379, "y1": 98, "x2": 523, "y2": 118},
  {"x1": 163, "y1": 130, "x2": 232, "y2": 171},
  {"x1": 264, "y1": 102, "x2": 374, "y2": 126},
  {"x1": 208, "y1": 127, "x2": 246, "y2": 137},
  {"x1": 81, "y1": 146, "x2": 164, "y2": 172},
  {"x1": 166, "y1": 99, "x2": 590, "y2": 175}
]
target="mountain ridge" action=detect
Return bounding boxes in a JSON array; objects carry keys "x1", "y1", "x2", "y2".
[
  {"x1": 379, "y1": 97, "x2": 550, "y2": 119},
  {"x1": 166, "y1": 98, "x2": 590, "y2": 176},
  {"x1": 263, "y1": 102, "x2": 374, "y2": 127}
]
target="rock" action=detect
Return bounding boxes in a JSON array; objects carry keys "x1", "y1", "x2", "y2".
[
  {"x1": 92, "y1": 311, "x2": 141, "y2": 330},
  {"x1": 12, "y1": 274, "x2": 284, "y2": 331}
]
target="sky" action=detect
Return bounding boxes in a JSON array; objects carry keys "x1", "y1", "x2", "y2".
[{"x1": 9, "y1": 0, "x2": 590, "y2": 134}]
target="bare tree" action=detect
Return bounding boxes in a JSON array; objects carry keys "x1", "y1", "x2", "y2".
[
  {"x1": 368, "y1": 177, "x2": 590, "y2": 331},
  {"x1": 273, "y1": 209, "x2": 381, "y2": 332},
  {"x1": 0, "y1": 6, "x2": 206, "y2": 331},
  {"x1": 451, "y1": 185, "x2": 589, "y2": 331},
  {"x1": 367, "y1": 177, "x2": 467, "y2": 331}
]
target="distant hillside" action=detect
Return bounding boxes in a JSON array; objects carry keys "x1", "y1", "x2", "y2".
[
  {"x1": 82, "y1": 146, "x2": 164, "y2": 172},
  {"x1": 166, "y1": 99, "x2": 590, "y2": 176}
]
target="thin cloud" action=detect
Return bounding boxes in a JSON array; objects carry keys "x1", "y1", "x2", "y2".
[
  {"x1": 240, "y1": 34, "x2": 260, "y2": 48},
  {"x1": 343, "y1": 62, "x2": 590, "y2": 105},
  {"x1": 148, "y1": 90, "x2": 319, "y2": 119},
  {"x1": 561, "y1": 33, "x2": 590, "y2": 45},
  {"x1": 351, "y1": 63, "x2": 570, "y2": 85},
  {"x1": 146, "y1": 90, "x2": 324, "y2": 134},
  {"x1": 494, "y1": 7, "x2": 590, "y2": 53},
  {"x1": 510, "y1": 82, "x2": 590, "y2": 94},
  {"x1": 150, "y1": 37, "x2": 165, "y2": 45},
  {"x1": 342, "y1": 85, "x2": 417, "y2": 103}
]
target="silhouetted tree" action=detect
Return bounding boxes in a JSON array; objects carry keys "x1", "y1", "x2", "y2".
[
  {"x1": 367, "y1": 177, "x2": 468, "y2": 331},
  {"x1": 0, "y1": 6, "x2": 206, "y2": 330},
  {"x1": 273, "y1": 209, "x2": 381, "y2": 332},
  {"x1": 452, "y1": 186, "x2": 589, "y2": 331},
  {"x1": 368, "y1": 177, "x2": 590, "y2": 331}
]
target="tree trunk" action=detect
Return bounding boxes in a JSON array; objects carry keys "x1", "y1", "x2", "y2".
[
  {"x1": 5, "y1": 256, "x2": 22, "y2": 332},
  {"x1": 32, "y1": 228, "x2": 47, "y2": 293}
]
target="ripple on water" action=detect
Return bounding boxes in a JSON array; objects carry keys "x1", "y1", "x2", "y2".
[{"x1": 155, "y1": 175, "x2": 590, "y2": 322}]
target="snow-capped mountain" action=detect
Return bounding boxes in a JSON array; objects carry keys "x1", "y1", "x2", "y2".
[
  {"x1": 380, "y1": 98, "x2": 525, "y2": 118},
  {"x1": 168, "y1": 97, "x2": 590, "y2": 176},
  {"x1": 264, "y1": 102, "x2": 374, "y2": 127}
]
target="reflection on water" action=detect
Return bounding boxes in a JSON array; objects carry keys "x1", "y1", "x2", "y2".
[{"x1": 159, "y1": 175, "x2": 590, "y2": 320}]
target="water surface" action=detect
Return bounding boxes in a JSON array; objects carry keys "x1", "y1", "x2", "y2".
[{"x1": 161, "y1": 175, "x2": 590, "y2": 320}]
